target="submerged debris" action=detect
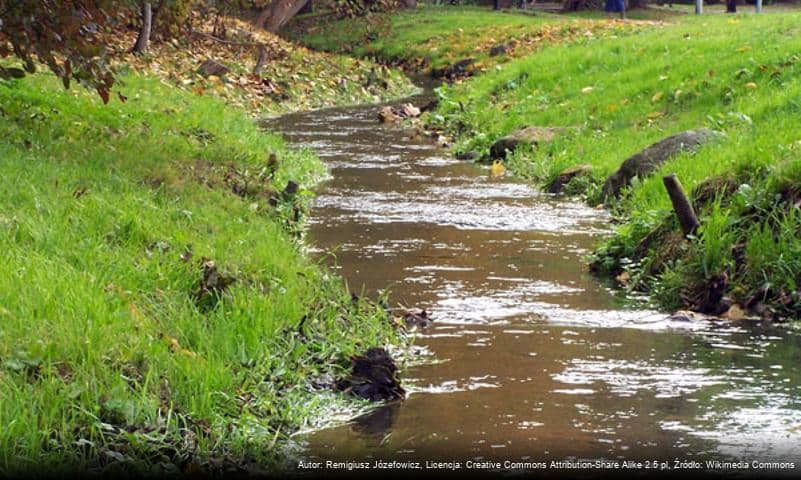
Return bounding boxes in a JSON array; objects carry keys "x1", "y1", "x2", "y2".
[
  {"x1": 400, "y1": 308, "x2": 433, "y2": 329},
  {"x1": 335, "y1": 347, "x2": 405, "y2": 402}
]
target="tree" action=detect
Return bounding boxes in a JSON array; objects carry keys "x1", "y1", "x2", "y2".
[
  {"x1": 0, "y1": 0, "x2": 116, "y2": 102},
  {"x1": 133, "y1": 1, "x2": 153, "y2": 53},
  {"x1": 726, "y1": 0, "x2": 737, "y2": 12},
  {"x1": 256, "y1": 0, "x2": 309, "y2": 32}
]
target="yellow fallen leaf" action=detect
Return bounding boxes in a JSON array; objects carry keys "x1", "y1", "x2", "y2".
[
  {"x1": 581, "y1": 86, "x2": 594, "y2": 94},
  {"x1": 607, "y1": 103, "x2": 618, "y2": 112},
  {"x1": 490, "y1": 160, "x2": 506, "y2": 177},
  {"x1": 647, "y1": 111, "x2": 664, "y2": 120},
  {"x1": 651, "y1": 92, "x2": 664, "y2": 103},
  {"x1": 745, "y1": 82, "x2": 757, "y2": 89}
]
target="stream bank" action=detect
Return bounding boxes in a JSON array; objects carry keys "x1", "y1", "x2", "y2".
[
  {"x1": 264, "y1": 90, "x2": 801, "y2": 472},
  {"x1": 291, "y1": 6, "x2": 801, "y2": 322}
]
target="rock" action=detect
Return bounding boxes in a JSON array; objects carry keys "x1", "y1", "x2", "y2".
[
  {"x1": 0, "y1": 66, "x2": 26, "y2": 80},
  {"x1": 547, "y1": 164, "x2": 592, "y2": 194},
  {"x1": 419, "y1": 98, "x2": 438, "y2": 112},
  {"x1": 668, "y1": 310, "x2": 712, "y2": 322},
  {"x1": 378, "y1": 106, "x2": 402, "y2": 123},
  {"x1": 489, "y1": 43, "x2": 510, "y2": 57},
  {"x1": 456, "y1": 150, "x2": 480, "y2": 161},
  {"x1": 602, "y1": 129, "x2": 724, "y2": 200},
  {"x1": 379, "y1": 104, "x2": 421, "y2": 123},
  {"x1": 402, "y1": 309, "x2": 432, "y2": 329},
  {"x1": 695, "y1": 272, "x2": 729, "y2": 315},
  {"x1": 197, "y1": 59, "x2": 230, "y2": 78},
  {"x1": 432, "y1": 58, "x2": 474, "y2": 80},
  {"x1": 752, "y1": 302, "x2": 776, "y2": 322},
  {"x1": 194, "y1": 260, "x2": 236, "y2": 310},
  {"x1": 282, "y1": 180, "x2": 299, "y2": 197},
  {"x1": 335, "y1": 348, "x2": 405, "y2": 402},
  {"x1": 489, "y1": 126, "x2": 568, "y2": 160},
  {"x1": 721, "y1": 303, "x2": 747, "y2": 320},
  {"x1": 400, "y1": 103, "x2": 421, "y2": 118}
]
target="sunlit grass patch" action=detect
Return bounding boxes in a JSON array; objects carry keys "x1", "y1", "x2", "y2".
[{"x1": 0, "y1": 72, "x2": 399, "y2": 473}]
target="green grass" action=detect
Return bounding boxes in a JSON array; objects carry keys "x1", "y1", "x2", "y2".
[
  {"x1": 0, "y1": 73, "x2": 399, "y2": 474},
  {"x1": 435, "y1": 12, "x2": 801, "y2": 316},
  {"x1": 297, "y1": 6, "x2": 801, "y2": 317},
  {"x1": 290, "y1": 6, "x2": 643, "y2": 73}
]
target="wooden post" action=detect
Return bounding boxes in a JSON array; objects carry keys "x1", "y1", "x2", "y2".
[
  {"x1": 695, "y1": 0, "x2": 703, "y2": 14},
  {"x1": 663, "y1": 174, "x2": 700, "y2": 236}
]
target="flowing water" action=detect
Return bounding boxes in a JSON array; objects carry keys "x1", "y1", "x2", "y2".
[{"x1": 264, "y1": 95, "x2": 801, "y2": 470}]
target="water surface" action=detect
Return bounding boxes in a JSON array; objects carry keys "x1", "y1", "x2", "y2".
[{"x1": 264, "y1": 96, "x2": 801, "y2": 470}]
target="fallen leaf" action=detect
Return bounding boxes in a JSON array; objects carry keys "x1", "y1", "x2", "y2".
[{"x1": 490, "y1": 160, "x2": 506, "y2": 177}]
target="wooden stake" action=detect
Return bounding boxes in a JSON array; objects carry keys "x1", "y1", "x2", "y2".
[{"x1": 663, "y1": 174, "x2": 700, "y2": 236}]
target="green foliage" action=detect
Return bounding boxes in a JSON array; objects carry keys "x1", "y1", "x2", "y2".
[
  {"x1": 0, "y1": 71, "x2": 399, "y2": 473},
  {"x1": 0, "y1": 0, "x2": 117, "y2": 101}
]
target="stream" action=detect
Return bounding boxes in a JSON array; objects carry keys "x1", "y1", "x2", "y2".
[{"x1": 264, "y1": 93, "x2": 801, "y2": 471}]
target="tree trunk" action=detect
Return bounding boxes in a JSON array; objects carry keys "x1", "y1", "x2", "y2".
[
  {"x1": 663, "y1": 174, "x2": 700, "y2": 236},
  {"x1": 264, "y1": 0, "x2": 310, "y2": 33},
  {"x1": 726, "y1": 0, "x2": 736, "y2": 12},
  {"x1": 253, "y1": 46, "x2": 268, "y2": 76},
  {"x1": 255, "y1": 6, "x2": 271, "y2": 28},
  {"x1": 133, "y1": 1, "x2": 152, "y2": 54},
  {"x1": 494, "y1": 0, "x2": 501, "y2": 10},
  {"x1": 401, "y1": 0, "x2": 418, "y2": 8}
]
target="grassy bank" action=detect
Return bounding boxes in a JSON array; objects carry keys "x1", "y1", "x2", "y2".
[
  {"x1": 0, "y1": 72, "x2": 399, "y2": 474},
  {"x1": 297, "y1": 7, "x2": 801, "y2": 320},
  {"x1": 290, "y1": 6, "x2": 651, "y2": 76}
]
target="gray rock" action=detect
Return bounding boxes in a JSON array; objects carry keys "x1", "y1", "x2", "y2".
[
  {"x1": 489, "y1": 44, "x2": 510, "y2": 57},
  {"x1": 547, "y1": 164, "x2": 592, "y2": 194},
  {"x1": 602, "y1": 129, "x2": 724, "y2": 200},
  {"x1": 489, "y1": 126, "x2": 568, "y2": 160},
  {"x1": 197, "y1": 59, "x2": 230, "y2": 78}
]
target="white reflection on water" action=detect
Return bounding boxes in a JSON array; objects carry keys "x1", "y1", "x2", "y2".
[{"x1": 553, "y1": 359, "x2": 725, "y2": 398}]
